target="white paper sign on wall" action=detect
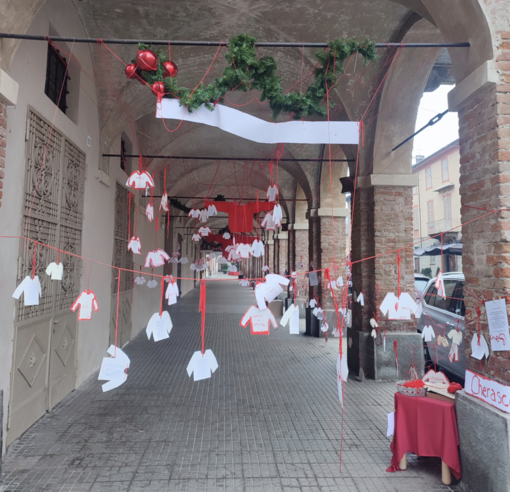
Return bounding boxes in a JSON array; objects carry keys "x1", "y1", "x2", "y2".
[
  {"x1": 485, "y1": 299, "x2": 510, "y2": 351},
  {"x1": 465, "y1": 369, "x2": 510, "y2": 414}
]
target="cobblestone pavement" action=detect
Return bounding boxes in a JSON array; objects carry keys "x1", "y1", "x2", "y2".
[{"x1": 1, "y1": 278, "x2": 458, "y2": 491}]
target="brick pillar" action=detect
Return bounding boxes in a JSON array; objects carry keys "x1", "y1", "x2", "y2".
[
  {"x1": 288, "y1": 228, "x2": 296, "y2": 272},
  {"x1": 292, "y1": 223, "x2": 309, "y2": 300},
  {"x1": 308, "y1": 214, "x2": 321, "y2": 301},
  {"x1": 0, "y1": 101, "x2": 5, "y2": 205},
  {"x1": 267, "y1": 239, "x2": 274, "y2": 274},
  {"x1": 276, "y1": 232, "x2": 288, "y2": 275}
]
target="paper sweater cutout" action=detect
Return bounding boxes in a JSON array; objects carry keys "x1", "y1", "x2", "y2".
[
  {"x1": 198, "y1": 226, "x2": 211, "y2": 237},
  {"x1": 240, "y1": 305, "x2": 278, "y2": 335},
  {"x1": 357, "y1": 292, "x2": 364, "y2": 305},
  {"x1": 180, "y1": 257, "x2": 189, "y2": 264},
  {"x1": 309, "y1": 299, "x2": 317, "y2": 308},
  {"x1": 157, "y1": 98, "x2": 360, "y2": 145},
  {"x1": 165, "y1": 282, "x2": 180, "y2": 305},
  {"x1": 222, "y1": 232, "x2": 231, "y2": 239},
  {"x1": 251, "y1": 239, "x2": 265, "y2": 257},
  {"x1": 98, "y1": 345, "x2": 130, "y2": 392},
  {"x1": 147, "y1": 279, "x2": 158, "y2": 288},
  {"x1": 204, "y1": 200, "x2": 272, "y2": 233},
  {"x1": 12, "y1": 276, "x2": 42, "y2": 306},
  {"x1": 228, "y1": 265, "x2": 238, "y2": 273},
  {"x1": 144, "y1": 249, "x2": 170, "y2": 267},
  {"x1": 448, "y1": 329, "x2": 462, "y2": 345},
  {"x1": 228, "y1": 248, "x2": 242, "y2": 261},
  {"x1": 281, "y1": 303, "x2": 300, "y2": 334},
  {"x1": 134, "y1": 276, "x2": 146, "y2": 285},
  {"x1": 46, "y1": 262, "x2": 63, "y2": 280},
  {"x1": 261, "y1": 212, "x2": 275, "y2": 230},
  {"x1": 207, "y1": 204, "x2": 218, "y2": 217},
  {"x1": 169, "y1": 257, "x2": 179, "y2": 263},
  {"x1": 240, "y1": 279, "x2": 250, "y2": 287},
  {"x1": 217, "y1": 256, "x2": 228, "y2": 264},
  {"x1": 187, "y1": 350, "x2": 218, "y2": 381},
  {"x1": 236, "y1": 243, "x2": 252, "y2": 259},
  {"x1": 471, "y1": 333, "x2": 490, "y2": 360},
  {"x1": 267, "y1": 185, "x2": 279, "y2": 202},
  {"x1": 272, "y1": 204, "x2": 283, "y2": 227},
  {"x1": 337, "y1": 276, "x2": 344, "y2": 287},
  {"x1": 146, "y1": 203, "x2": 154, "y2": 222},
  {"x1": 435, "y1": 272, "x2": 446, "y2": 299},
  {"x1": 160, "y1": 191, "x2": 169, "y2": 212},
  {"x1": 255, "y1": 274, "x2": 290, "y2": 310},
  {"x1": 192, "y1": 234, "x2": 201, "y2": 241},
  {"x1": 146, "y1": 311, "x2": 173, "y2": 342},
  {"x1": 71, "y1": 290, "x2": 99, "y2": 320},
  {"x1": 262, "y1": 265, "x2": 269, "y2": 272},
  {"x1": 379, "y1": 292, "x2": 418, "y2": 320},
  {"x1": 188, "y1": 209, "x2": 200, "y2": 218},
  {"x1": 437, "y1": 335, "x2": 450, "y2": 347},
  {"x1": 126, "y1": 170, "x2": 154, "y2": 190},
  {"x1": 422, "y1": 369, "x2": 450, "y2": 386},
  {"x1": 199, "y1": 209, "x2": 208, "y2": 223},
  {"x1": 127, "y1": 237, "x2": 142, "y2": 254},
  {"x1": 447, "y1": 329, "x2": 462, "y2": 363},
  {"x1": 421, "y1": 325, "x2": 435, "y2": 342}
]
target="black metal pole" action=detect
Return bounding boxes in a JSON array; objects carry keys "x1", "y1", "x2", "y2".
[
  {"x1": 104, "y1": 153, "x2": 355, "y2": 163},
  {"x1": 0, "y1": 33, "x2": 470, "y2": 49}
]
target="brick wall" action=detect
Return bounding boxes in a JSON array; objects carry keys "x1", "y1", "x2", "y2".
[
  {"x1": 459, "y1": 32, "x2": 510, "y2": 382},
  {"x1": 0, "y1": 101, "x2": 5, "y2": 207},
  {"x1": 278, "y1": 238, "x2": 288, "y2": 275},
  {"x1": 295, "y1": 229, "x2": 309, "y2": 299},
  {"x1": 352, "y1": 186, "x2": 415, "y2": 332}
]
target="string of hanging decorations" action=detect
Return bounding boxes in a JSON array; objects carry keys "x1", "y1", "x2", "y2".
[{"x1": 125, "y1": 33, "x2": 378, "y2": 120}]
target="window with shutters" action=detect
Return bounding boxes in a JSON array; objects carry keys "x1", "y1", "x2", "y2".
[{"x1": 44, "y1": 43, "x2": 69, "y2": 114}]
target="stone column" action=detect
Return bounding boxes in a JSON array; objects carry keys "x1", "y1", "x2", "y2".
[
  {"x1": 291, "y1": 223, "x2": 309, "y2": 302},
  {"x1": 349, "y1": 176, "x2": 419, "y2": 380}
]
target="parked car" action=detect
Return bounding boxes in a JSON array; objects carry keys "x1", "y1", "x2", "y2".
[
  {"x1": 417, "y1": 272, "x2": 466, "y2": 382},
  {"x1": 414, "y1": 273, "x2": 430, "y2": 301}
]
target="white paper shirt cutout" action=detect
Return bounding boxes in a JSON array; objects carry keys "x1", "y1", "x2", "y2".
[
  {"x1": 146, "y1": 203, "x2": 154, "y2": 222},
  {"x1": 199, "y1": 226, "x2": 211, "y2": 237},
  {"x1": 146, "y1": 311, "x2": 173, "y2": 342},
  {"x1": 207, "y1": 204, "x2": 218, "y2": 217},
  {"x1": 126, "y1": 171, "x2": 154, "y2": 190},
  {"x1": 251, "y1": 239, "x2": 265, "y2": 258},
  {"x1": 147, "y1": 279, "x2": 158, "y2": 288},
  {"x1": 187, "y1": 350, "x2": 219, "y2": 381},
  {"x1": 180, "y1": 257, "x2": 189, "y2": 264},
  {"x1": 281, "y1": 303, "x2": 300, "y2": 334},
  {"x1": 98, "y1": 345, "x2": 130, "y2": 392},
  {"x1": 192, "y1": 234, "x2": 201, "y2": 242},
  {"x1": 199, "y1": 209, "x2": 208, "y2": 223},
  {"x1": 370, "y1": 318, "x2": 378, "y2": 328},
  {"x1": 261, "y1": 212, "x2": 275, "y2": 230},
  {"x1": 255, "y1": 274, "x2": 290, "y2": 310},
  {"x1": 127, "y1": 237, "x2": 141, "y2": 254},
  {"x1": 160, "y1": 191, "x2": 169, "y2": 212},
  {"x1": 165, "y1": 282, "x2": 180, "y2": 305},
  {"x1": 240, "y1": 279, "x2": 250, "y2": 287},
  {"x1": 71, "y1": 290, "x2": 99, "y2": 320},
  {"x1": 337, "y1": 353, "x2": 349, "y2": 382},
  {"x1": 241, "y1": 305, "x2": 278, "y2": 335},
  {"x1": 267, "y1": 185, "x2": 279, "y2": 202},
  {"x1": 357, "y1": 292, "x2": 364, "y2": 306},
  {"x1": 309, "y1": 299, "x2": 317, "y2": 308},
  {"x1": 448, "y1": 329, "x2": 463, "y2": 345},
  {"x1": 236, "y1": 243, "x2": 252, "y2": 259},
  {"x1": 262, "y1": 265, "x2": 269, "y2": 272},
  {"x1": 144, "y1": 249, "x2": 170, "y2": 268},
  {"x1": 188, "y1": 209, "x2": 200, "y2": 218},
  {"x1": 421, "y1": 325, "x2": 436, "y2": 342},
  {"x1": 222, "y1": 232, "x2": 231, "y2": 239},
  {"x1": 228, "y1": 265, "x2": 238, "y2": 273},
  {"x1": 12, "y1": 276, "x2": 42, "y2": 306},
  {"x1": 435, "y1": 272, "x2": 446, "y2": 299},
  {"x1": 471, "y1": 333, "x2": 490, "y2": 360},
  {"x1": 273, "y1": 204, "x2": 283, "y2": 227},
  {"x1": 134, "y1": 276, "x2": 146, "y2": 285},
  {"x1": 45, "y1": 262, "x2": 64, "y2": 280},
  {"x1": 379, "y1": 292, "x2": 418, "y2": 320},
  {"x1": 336, "y1": 276, "x2": 344, "y2": 287}
]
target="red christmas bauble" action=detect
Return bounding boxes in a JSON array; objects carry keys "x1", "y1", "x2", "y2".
[
  {"x1": 151, "y1": 81, "x2": 165, "y2": 97},
  {"x1": 125, "y1": 63, "x2": 138, "y2": 79},
  {"x1": 163, "y1": 61, "x2": 178, "y2": 78},
  {"x1": 136, "y1": 50, "x2": 158, "y2": 71}
]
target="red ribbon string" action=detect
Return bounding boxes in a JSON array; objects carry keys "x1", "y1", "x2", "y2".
[
  {"x1": 57, "y1": 249, "x2": 60, "y2": 265},
  {"x1": 138, "y1": 155, "x2": 143, "y2": 171},
  {"x1": 114, "y1": 270, "x2": 121, "y2": 356},
  {"x1": 199, "y1": 279, "x2": 206, "y2": 355},
  {"x1": 31, "y1": 244, "x2": 37, "y2": 279},
  {"x1": 156, "y1": 217, "x2": 160, "y2": 232}
]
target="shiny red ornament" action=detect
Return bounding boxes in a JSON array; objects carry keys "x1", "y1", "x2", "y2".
[
  {"x1": 163, "y1": 61, "x2": 178, "y2": 78},
  {"x1": 151, "y1": 81, "x2": 165, "y2": 97},
  {"x1": 136, "y1": 50, "x2": 158, "y2": 71},
  {"x1": 125, "y1": 63, "x2": 138, "y2": 79}
]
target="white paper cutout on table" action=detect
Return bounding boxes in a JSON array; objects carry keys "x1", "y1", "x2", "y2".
[
  {"x1": 421, "y1": 324, "x2": 435, "y2": 342},
  {"x1": 187, "y1": 350, "x2": 219, "y2": 381},
  {"x1": 71, "y1": 290, "x2": 99, "y2": 320},
  {"x1": 147, "y1": 279, "x2": 158, "y2": 288},
  {"x1": 12, "y1": 276, "x2": 42, "y2": 306},
  {"x1": 435, "y1": 272, "x2": 446, "y2": 299},
  {"x1": 157, "y1": 98, "x2": 360, "y2": 145},
  {"x1": 281, "y1": 303, "x2": 300, "y2": 334},
  {"x1": 134, "y1": 276, "x2": 146, "y2": 285},
  {"x1": 127, "y1": 237, "x2": 141, "y2": 254},
  {"x1": 165, "y1": 281, "x2": 179, "y2": 305},
  {"x1": 471, "y1": 333, "x2": 490, "y2": 360},
  {"x1": 144, "y1": 249, "x2": 170, "y2": 268},
  {"x1": 192, "y1": 234, "x2": 201, "y2": 242},
  {"x1": 251, "y1": 239, "x2": 265, "y2": 258},
  {"x1": 160, "y1": 191, "x2": 169, "y2": 212},
  {"x1": 255, "y1": 274, "x2": 290, "y2": 310},
  {"x1": 198, "y1": 226, "x2": 211, "y2": 237},
  {"x1": 379, "y1": 292, "x2": 417, "y2": 320},
  {"x1": 485, "y1": 299, "x2": 510, "y2": 351},
  {"x1": 126, "y1": 170, "x2": 154, "y2": 190},
  {"x1": 357, "y1": 292, "x2": 364, "y2": 306},
  {"x1": 207, "y1": 204, "x2": 218, "y2": 217},
  {"x1": 146, "y1": 311, "x2": 173, "y2": 342},
  {"x1": 422, "y1": 369, "x2": 450, "y2": 386},
  {"x1": 240, "y1": 305, "x2": 278, "y2": 335},
  {"x1": 146, "y1": 203, "x2": 154, "y2": 222},
  {"x1": 387, "y1": 412, "x2": 395, "y2": 437},
  {"x1": 188, "y1": 209, "x2": 200, "y2": 218},
  {"x1": 222, "y1": 232, "x2": 231, "y2": 239},
  {"x1": 46, "y1": 262, "x2": 64, "y2": 280},
  {"x1": 98, "y1": 345, "x2": 130, "y2": 392}
]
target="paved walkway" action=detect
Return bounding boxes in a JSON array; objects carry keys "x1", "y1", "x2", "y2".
[{"x1": 2, "y1": 277, "x2": 457, "y2": 491}]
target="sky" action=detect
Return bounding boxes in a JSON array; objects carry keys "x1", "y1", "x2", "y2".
[{"x1": 412, "y1": 85, "x2": 459, "y2": 162}]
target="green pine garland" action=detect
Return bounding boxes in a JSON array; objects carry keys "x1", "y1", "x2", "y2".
[{"x1": 134, "y1": 34, "x2": 377, "y2": 121}]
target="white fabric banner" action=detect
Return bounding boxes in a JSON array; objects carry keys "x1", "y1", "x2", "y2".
[{"x1": 156, "y1": 99, "x2": 360, "y2": 145}]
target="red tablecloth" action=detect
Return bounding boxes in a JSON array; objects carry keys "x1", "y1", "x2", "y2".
[{"x1": 387, "y1": 393, "x2": 461, "y2": 479}]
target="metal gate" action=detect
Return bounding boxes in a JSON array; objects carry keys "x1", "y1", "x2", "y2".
[
  {"x1": 8, "y1": 108, "x2": 85, "y2": 444},
  {"x1": 110, "y1": 183, "x2": 133, "y2": 348}
]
